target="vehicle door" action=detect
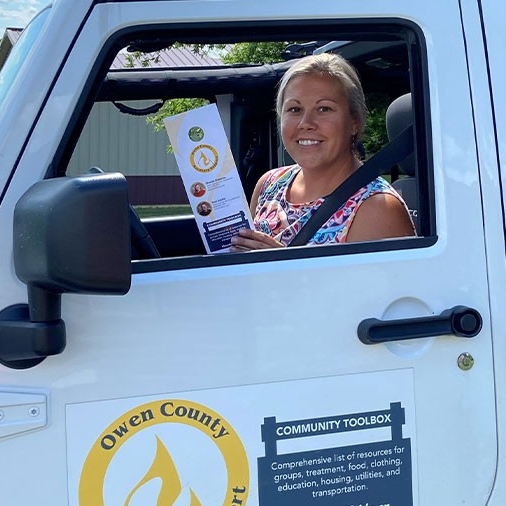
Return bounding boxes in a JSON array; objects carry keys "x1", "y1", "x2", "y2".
[
  {"x1": 468, "y1": 1, "x2": 506, "y2": 502},
  {"x1": 0, "y1": 1, "x2": 498, "y2": 505}
]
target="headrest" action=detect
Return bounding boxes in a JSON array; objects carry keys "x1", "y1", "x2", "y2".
[{"x1": 386, "y1": 93, "x2": 415, "y2": 177}]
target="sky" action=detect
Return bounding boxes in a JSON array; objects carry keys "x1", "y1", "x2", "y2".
[{"x1": 0, "y1": 0, "x2": 47, "y2": 34}]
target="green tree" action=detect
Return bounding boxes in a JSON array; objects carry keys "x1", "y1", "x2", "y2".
[
  {"x1": 362, "y1": 92, "x2": 390, "y2": 156},
  {"x1": 146, "y1": 98, "x2": 209, "y2": 134},
  {"x1": 222, "y1": 42, "x2": 288, "y2": 64},
  {"x1": 124, "y1": 51, "x2": 161, "y2": 68}
]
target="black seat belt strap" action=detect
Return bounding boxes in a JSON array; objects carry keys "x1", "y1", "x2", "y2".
[{"x1": 288, "y1": 124, "x2": 414, "y2": 247}]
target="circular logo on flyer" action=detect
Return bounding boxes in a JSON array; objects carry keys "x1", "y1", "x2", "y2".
[
  {"x1": 79, "y1": 399, "x2": 249, "y2": 505},
  {"x1": 188, "y1": 126, "x2": 205, "y2": 142},
  {"x1": 190, "y1": 144, "x2": 219, "y2": 173}
]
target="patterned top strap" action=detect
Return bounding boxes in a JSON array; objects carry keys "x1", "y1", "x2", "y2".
[{"x1": 253, "y1": 165, "x2": 410, "y2": 245}]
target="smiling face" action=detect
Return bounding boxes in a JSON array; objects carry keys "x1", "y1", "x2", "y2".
[{"x1": 280, "y1": 73, "x2": 359, "y2": 174}]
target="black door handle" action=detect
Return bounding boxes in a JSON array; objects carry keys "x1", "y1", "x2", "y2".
[{"x1": 357, "y1": 305, "x2": 482, "y2": 345}]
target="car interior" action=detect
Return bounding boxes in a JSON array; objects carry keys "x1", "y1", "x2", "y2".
[{"x1": 57, "y1": 21, "x2": 432, "y2": 266}]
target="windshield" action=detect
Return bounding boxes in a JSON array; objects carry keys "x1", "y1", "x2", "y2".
[{"x1": 0, "y1": 7, "x2": 51, "y2": 111}]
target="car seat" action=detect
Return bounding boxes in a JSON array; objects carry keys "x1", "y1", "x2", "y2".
[{"x1": 386, "y1": 93, "x2": 419, "y2": 233}]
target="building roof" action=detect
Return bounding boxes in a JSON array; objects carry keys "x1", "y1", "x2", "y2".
[
  {"x1": 111, "y1": 45, "x2": 226, "y2": 69},
  {"x1": 0, "y1": 28, "x2": 23, "y2": 67},
  {"x1": 3, "y1": 28, "x2": 22, "y2": 45}
]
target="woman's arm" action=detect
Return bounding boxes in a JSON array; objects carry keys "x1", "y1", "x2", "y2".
[
  {"x1": 230, "y1": 171, "x2": 285, "y2": 251},
  {"x1": 345, "y1": 192, "x2": 416, "y2": 243}
]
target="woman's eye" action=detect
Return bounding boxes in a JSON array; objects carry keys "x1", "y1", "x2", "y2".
[{"x1": 318, "y1": 106, "x2": 332, "y2": 112}]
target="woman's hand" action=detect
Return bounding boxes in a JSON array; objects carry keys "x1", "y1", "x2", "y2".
[{"x1": 230, "y1": 228, "x2": 285, "y2": 251}]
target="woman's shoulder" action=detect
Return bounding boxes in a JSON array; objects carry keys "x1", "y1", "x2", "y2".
[
  {"x1": 361, "y1": 176, "x2": 402, "y2": 199},
  {"x1": 341, "y1": 176, "x2": 407, "y2": 213},
  {"x1": 368, "y1": 176, "x2": 395, "y2": 190},
  {"x1": 342, "y1": 177, "x2": 416, "y2": 242}
]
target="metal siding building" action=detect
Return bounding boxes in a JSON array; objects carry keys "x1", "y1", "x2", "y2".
[{"x1": 67, "y1": 100, "x2": 187, "y2": 205}]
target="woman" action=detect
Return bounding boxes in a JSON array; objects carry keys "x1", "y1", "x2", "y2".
[
  {"x1": 192, "y1": 182, "x2": 206, "y2": 197},
  {"x1": 231, "y1": 53, "x2": 415, "y2": 251}
]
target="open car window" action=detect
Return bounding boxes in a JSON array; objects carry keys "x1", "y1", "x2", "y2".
[{"x1": 62, "y1": 20, "x2": 433, "y2": 269}]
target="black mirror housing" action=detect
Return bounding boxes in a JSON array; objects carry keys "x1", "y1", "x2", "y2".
[
  {"x1": 14, "y1": 172, "x2": 131, "y2": 295},
  {"x1": 1, "y1": 173, "x2": 131, "y2": 369}
]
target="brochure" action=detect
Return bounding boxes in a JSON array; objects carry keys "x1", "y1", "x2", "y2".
[{"x1": 163, "y1": 103, "x2": 254, "y2": 254}]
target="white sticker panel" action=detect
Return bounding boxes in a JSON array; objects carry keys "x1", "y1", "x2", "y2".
[{"x1": 67, "y1": 369, "x2": 417, "y2": 506}]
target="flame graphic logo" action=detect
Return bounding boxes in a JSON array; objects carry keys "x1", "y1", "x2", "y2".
[
  {"x1": 78, "y1": 399, "x2": 249, "y2": 506},
  {"x1": 190, "y1": 145, "x2": 219, "y2": 172},
  {"x1": 124, "y1": 436, "x2": 202, "y2": 506},
  {"x1": 199, "y1": 152, "x2": 211, "y2": 167}
]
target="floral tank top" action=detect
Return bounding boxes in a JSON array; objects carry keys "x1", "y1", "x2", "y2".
[{"x1": 254, "y1": 165, "x2": 408, "y2": 246}]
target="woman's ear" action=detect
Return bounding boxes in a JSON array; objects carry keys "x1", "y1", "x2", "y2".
[{"x1": 351, "y1": 117, "x2": 359, "y2": 137}]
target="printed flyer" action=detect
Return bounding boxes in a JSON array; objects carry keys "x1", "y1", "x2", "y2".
[
  {"x1": 163, "y1": 104, "x2": 254, "y2": 254},
  {"x1": 66, "y1": 369, "x2": 418, "y2": 506}
]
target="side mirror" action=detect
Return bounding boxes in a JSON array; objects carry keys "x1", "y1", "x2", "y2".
[
  {"x1": 14, "y1": 172, "x2": 131, "y2": 298},
  {"x1": 0, "y1": 173, "x2": 131, "y2": 369}
]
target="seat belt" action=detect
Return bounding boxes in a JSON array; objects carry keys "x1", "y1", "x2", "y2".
[{"x1": 288, "y1": 124, "x2": 414, "y2": 247}]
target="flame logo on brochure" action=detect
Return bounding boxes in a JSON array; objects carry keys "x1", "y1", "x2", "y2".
[
  {"x1": 190, "y1": 144, "x2": 219, "y2": 172},
  {"x1": 78, "y1": 399, "x2": 249, "y2": 506}
]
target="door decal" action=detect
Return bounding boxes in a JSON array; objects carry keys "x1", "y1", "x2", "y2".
[
  {"x1": 67, "y1": 370, "x2": 417, "y2": 505},
  {"x1": 78, "y1": 400, "x2": 249, "y2": 506},
  {"x1": 258, "y1": 402, "x2": 412, "y2": 505}
]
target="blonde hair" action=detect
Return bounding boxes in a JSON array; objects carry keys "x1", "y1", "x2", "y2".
[{"x1": 276, "y1": 53, "x2": 367, "y2": 138}]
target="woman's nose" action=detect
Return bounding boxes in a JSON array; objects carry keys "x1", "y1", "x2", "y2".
[{"x1": 298, "y1": 110, "x2": 316, "y2": 129}]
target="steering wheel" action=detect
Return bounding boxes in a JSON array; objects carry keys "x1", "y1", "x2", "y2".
[
  {"x1": 88, "y1": 167, "x2": 161, "y2": 259},
  {"x1": 128, "y1": 205, "x2": 161, "y2": 259}
]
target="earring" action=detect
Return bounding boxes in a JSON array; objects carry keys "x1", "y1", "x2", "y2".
[{"x1": 351, "y1": 133, "x2": 358, "y2": 152}]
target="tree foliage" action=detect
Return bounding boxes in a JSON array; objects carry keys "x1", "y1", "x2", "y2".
[
  {"x1": 362, "y1": 92, "x2": 390, "y2": 156},
  {"x1": 146, "y1": 98, "x2": 209, "y2": 133},
  {"x1": 222, "y1": 42, "x2": 288, "y2": 64}
]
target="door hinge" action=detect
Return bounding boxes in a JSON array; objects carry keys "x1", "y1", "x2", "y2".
[{"x1": 0, "y1": 391, "x2": 47, "y2": 439}]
